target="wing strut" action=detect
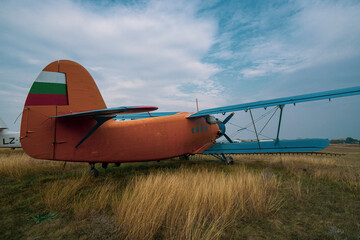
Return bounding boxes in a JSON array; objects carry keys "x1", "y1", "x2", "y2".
[
  {"x1": 275, "y1": 105, "x2": 284, "y2": 144},
  {"x1": 248, "y1": 108, "x2": 261, "y2": 152}
]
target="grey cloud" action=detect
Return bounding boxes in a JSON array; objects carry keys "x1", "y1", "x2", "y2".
[{"x1": 0, "y1": 0, "x2": 224, "y2": 130}]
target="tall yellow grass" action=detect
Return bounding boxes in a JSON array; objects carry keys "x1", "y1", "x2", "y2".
[
  {"x1": 39, "y1": 166, "x2": 282, "y2": 239},
  {"x1": 275, "y1": 155, "x2": 342, "y2": 168},
  {"x1": 264, "y1": 155, "x2": 360, "y2": 192},
  {"x1": 73, "y1": 184, "x2": 120, "y2": 219},
  {"x1": 0, "y1": 151, "x2": 62, "y2": 179},
  {"x1": 114, "y1": 168, "x2": 282, "y2": 240},
  {"x1": 42, "y1": 175, "x2": 90, "y2": 211},
  {"x1": 313, "y1": 167, "x2": 360, "y2": 192},
  {"x1": 0, "y1": 150, "x2": 87, "y2": 179},
  {"x1": 286, "y1": 178, "x2": 314, "y2": 201},
  {"x1": 234, "y1": 154, "x2": 342, "y2": 167}
]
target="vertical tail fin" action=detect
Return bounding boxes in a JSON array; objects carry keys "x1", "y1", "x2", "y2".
[
  {"x1": 24, "y1": 60, "x2": 106, "y2": 111},
  {"x1": 20, "y1": 60, "x2": 106, "y2": 159}
]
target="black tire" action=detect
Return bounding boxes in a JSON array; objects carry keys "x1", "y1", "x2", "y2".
[
  {"x1": 102, "y1": 163, "x2": 108, "y2": 169},
  {"x1": 226, "y1": 156, "x2": 234, "y2": 165}
]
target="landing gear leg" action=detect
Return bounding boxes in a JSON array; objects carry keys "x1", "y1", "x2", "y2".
[
  {"x1": 89, "y1": 163, "x2": 99, "y2": 177},
  {"x1": 102, "y1": 163, "x2": 108, "y2": 170},
  {"x1": 211, "y1": 154, "x2": 234, "y2": 165},
  {"x1": 62, "y1": 162, "x2": 67, "y2": 171},
  {"x1": 225, "y1": 155, "x2": 234, "y2": 165},
  {"x1": 222, "y1": 153, "x2": 234, "y2": 165}
]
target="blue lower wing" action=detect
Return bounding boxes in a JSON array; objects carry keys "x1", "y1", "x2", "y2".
[{"x1": 203, "y1": 139, "x2": 329, "y2": 154}]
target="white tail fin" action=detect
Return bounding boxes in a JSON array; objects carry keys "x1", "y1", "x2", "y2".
[
  {"x1": 0, "y1": 118, "x2": 7, "y2": 130},
  {"x1": 0, "y1": 118, "x2": 21, "y2": 148}
]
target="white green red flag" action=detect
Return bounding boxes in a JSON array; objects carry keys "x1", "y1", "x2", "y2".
[{"x1": 25, "y1": 71, "x2": 68, "y2": 106}]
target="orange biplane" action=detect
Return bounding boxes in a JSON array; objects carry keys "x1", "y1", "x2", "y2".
[{"x1": 20, "y1": 60, "x2": 360, "y2": 176}]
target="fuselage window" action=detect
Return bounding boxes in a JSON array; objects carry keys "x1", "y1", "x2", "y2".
[{"x1": 192, "y1": 126, "x2": 207, "y2": 134}]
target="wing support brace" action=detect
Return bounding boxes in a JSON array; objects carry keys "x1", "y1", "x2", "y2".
[
  {"x1": 248, "y1": 108, "x2": 261, "y2": 152},
  {"x1": 275, "y1": 105, "x2": 284, "y2": 144},
  {"x1": 75, "y1": 116, "x2": 114, "y2": 148},
  {"x1": 210, "y1": 153, "x2": 228, "y2": 162}
]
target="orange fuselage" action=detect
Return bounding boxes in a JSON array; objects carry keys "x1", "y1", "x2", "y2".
[{"x1": 21, "y1": 109, "x2": 219, "y2": 162}]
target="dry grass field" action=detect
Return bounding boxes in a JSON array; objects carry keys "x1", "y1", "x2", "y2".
[{"x1": 0, "y1": 145, "x2": 359, "y2": 239}]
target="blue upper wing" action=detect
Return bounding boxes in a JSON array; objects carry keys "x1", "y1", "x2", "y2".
[{"x1": 188, "y1": 86, "x2": 360, "y2": 118}]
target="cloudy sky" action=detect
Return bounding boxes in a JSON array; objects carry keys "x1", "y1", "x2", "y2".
[{"x1": 0, "y1": 0, "x2": 359, "y2": 140}]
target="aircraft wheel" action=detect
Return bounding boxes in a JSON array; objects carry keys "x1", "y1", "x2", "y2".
[
  {"x1": 226, "y1": 156, "x2": 234, "y2": 165},
  {"x1": 102, "y1": 163, "x2": 108, "y2": 169}
]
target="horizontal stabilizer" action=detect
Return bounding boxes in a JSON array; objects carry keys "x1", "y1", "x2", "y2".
[
  {"x1": 189, "y1": 86, "x2": 360, "y2": 118},
  {"x1": 115, "y1": 112, "x2": 179, "y2": 120},
  {"x1": 203, "y1": 139, "x2": 329, "y2": 154},
  {"x1": 51, "y1": 106, "x2": 158, "y2": 119}
]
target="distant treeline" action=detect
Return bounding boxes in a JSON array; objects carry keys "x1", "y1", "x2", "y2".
[{"x1": 330, "y1": 137, "x2": 359, "y2": 144}]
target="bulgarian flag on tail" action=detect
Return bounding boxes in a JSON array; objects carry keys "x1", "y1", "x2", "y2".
[{"x1": 25, "y1": 71, "x2": 68, "y2": 106}]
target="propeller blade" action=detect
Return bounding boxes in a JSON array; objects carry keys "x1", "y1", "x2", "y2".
[
  {"x1": 223, "y1": 133, "x2": 233, "y2": 143},
  {"x1": 222, "y1": 112, "x2": 235, "y2": 124}
]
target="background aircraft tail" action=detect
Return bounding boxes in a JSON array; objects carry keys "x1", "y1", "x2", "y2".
[
  {"x1": 0, "y1": 118, "x2": 7, "y2": 130},
  {"x1": 20, "y1": 60, "x2": 106, "y2": 159}
]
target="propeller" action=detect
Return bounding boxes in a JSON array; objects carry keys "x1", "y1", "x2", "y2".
[
  {"x1": 216, "y1": 112, "x2": 234, "y2": 143},
  {"x1": 222, "y1": 112, "x2": 234, "y2": 124}
]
